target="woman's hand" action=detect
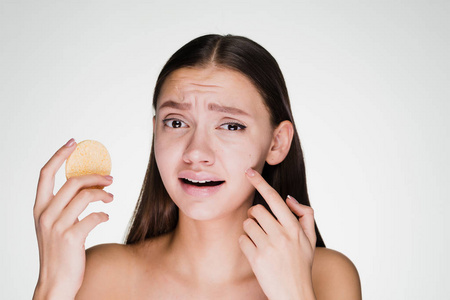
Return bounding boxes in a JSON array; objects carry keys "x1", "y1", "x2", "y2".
[
  {"x1": 239, "y1": 168, "x2": 317, "y2": 300},
  {"x1": 33, "y1": 139, "x2": 114, "y2": 300}
]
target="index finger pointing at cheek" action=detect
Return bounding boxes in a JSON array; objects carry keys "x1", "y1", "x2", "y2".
[{"x1": 245, "y1": 168, "x2": 297, "y2": 227}]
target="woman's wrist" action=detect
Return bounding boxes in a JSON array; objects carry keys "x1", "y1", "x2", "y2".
[
  {"x1": 267, "y1": 282, "x2": 316, "y2": 300},
  {"x1": 299, "y1": 286, "x2": 317, "y2": 300},
  {"x1": 288, "y1": 281, "x2": 316, "y2": 300},
  {"x1": 298, "y1": 280, "x2": 316, "y2": 300}
]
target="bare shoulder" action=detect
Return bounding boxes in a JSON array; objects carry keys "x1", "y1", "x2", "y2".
[
  {"x1": 75, "y1": 236, "x2": 170, "y2": 299},
  {"x1": 75, "y1": 243, "x2": 140, "y2": 299},
  {"x1": 86, "y1": 242, "x2": 136, "y2": 262},
  {"x1": 312, "y1": 247, "x2": 362, "y2": 300}
]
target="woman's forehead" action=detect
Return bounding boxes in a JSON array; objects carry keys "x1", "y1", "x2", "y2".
[
  {"x1": 162, "y1": 67, "x2": 257, "y2": 93},
  {"x1": 158, "y1": 67, "x2": 266, "y2": 111}
]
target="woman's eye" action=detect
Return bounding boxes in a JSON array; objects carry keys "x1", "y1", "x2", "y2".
[
  {"x1": 163, "y1": 119, "x2": 187, "y2": 128},
  {"x1": 219, "y1": 122, "x2": 247, "y2": 131}
]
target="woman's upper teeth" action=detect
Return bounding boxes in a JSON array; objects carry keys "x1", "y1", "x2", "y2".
[{"x1": 185, "y1": 178, "x2": 212, "y2": 183}]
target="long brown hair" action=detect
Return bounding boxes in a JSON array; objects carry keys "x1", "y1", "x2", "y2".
[{"x1": 126, "y1": 34, "x2": 325, "y2": 247}]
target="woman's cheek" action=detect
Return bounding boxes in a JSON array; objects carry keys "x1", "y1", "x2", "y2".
[
  {"x1": 154, "y1": 137, "x2": 178, "y2": 178},
  {"x1": 229, "y1": 149, "x2": 265, "y2": 183}
]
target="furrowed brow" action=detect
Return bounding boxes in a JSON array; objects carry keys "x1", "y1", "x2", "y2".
[{"x1": 158, "y1": 100, "x2": 250, "y2": 116}]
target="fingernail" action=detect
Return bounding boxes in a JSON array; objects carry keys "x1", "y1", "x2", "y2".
[
  {"x1": 287, "y1": 195, "x2": 298, "y2": 203},
  {"x1": 64, "y1": 138, "x2": 75, "y2": 147},
  {"x1": 104, "y1": 175, "x2": 113, "y2": 181},
  {"x1": 245, "y1": 168, "x2": 256, "y2": 177},
  {"x1": 107, "y1": 192, "x2": 114, "y2": 198}
]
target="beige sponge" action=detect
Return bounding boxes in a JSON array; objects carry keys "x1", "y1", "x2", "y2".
[{"x1": 65, "y1": 140, "x2": 112, "y2": 182}]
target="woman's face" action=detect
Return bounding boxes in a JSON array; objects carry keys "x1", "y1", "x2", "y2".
[{"x1": 154, "y1": 66, "x2": 276, "y2": 221}]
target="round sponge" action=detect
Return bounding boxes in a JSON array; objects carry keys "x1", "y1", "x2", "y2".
[{"x1": 65, "y1": 140, "x2": 112, "y2": 181}]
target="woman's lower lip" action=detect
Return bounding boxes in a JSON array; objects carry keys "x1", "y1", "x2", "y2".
[{"x1": 179, "y1": 179, "x2": 224, "y2": 197}]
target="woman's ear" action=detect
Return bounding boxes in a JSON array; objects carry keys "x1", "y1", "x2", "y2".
[
  {"x1": 265, "y1": 120, "x2": 294, "y2": 165},
  {"x1": 153, "y1": 116, "x2": 156, "y2": 134}
]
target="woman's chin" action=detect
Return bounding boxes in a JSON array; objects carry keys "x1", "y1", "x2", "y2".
[
  {"x1": 179, "y1": 205, "x2": 230, "y2": 222},
  {"x1": 177, "y1": 200, "x2": 250, "y2": 223}
]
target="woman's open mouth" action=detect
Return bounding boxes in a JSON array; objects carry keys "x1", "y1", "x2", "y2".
[
  {"x1": 181, "y1": 178, "x2": 225, "y2": 186},
  {"x1": 179, "y1": 178, "x2": 225, "y2": 197}
]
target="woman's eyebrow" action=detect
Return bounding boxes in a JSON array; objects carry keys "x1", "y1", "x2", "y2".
[
  {"x1": 208, "y1": 103, "x2": 250, "y2": 116},
  {"x1": 158, "y1": 100, "x2": 250, "y2": 116},
  {"x1": 158, "y1": 100, "x2": 191, "y2": 111}
]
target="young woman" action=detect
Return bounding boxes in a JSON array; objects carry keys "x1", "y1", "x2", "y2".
[{"x1": 33, "y1": 34, "x2": 362, "y2": 299}]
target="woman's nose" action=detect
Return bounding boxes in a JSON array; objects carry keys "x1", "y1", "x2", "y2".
[{"x1": 182, "y1": 128, "x2": 215, "y2": 166}]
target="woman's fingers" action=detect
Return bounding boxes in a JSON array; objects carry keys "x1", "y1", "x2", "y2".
[
  {"x1": 243, "y1": 218, "x2": 269, "y2": 248},
  {"x1": 43, "y1": 174, "x2": 113, "y2": 223},
  {"x1": 245, "y1": 169, "x2": 317, "y2": 248},
  {"x1": 245, "y1": 168, "x2": 298, "y2": 228},
  {"x1": 69, "y1": 212, "x2": 109, "y2": 242},
  {"x1": 286, "y1": 196, "x2": 317, "y2": 248},
  {"x1": 247, "y1": 204, "x2": 282, "y2": 237},
  {"x1": 239, "y1": 235, "x2": 257, "y2": 260},
  {"x1": 35, "y1": 138, "x2": 77, "y2": 216},
  {"x1": 56, "y1": 189, "x2": 114, "y2": 229},
  {"x1": 241, "y1": 171, "x2": 317, "y2": 300}
]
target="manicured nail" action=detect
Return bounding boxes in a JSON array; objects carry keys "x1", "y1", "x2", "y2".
[
  {"x1": 287, "y1": 195, "x2": 298, "y2": 203},
  {"x1": 107, "y1": 192, "x2": 114, "y2": 198},
  {"x1": 104, "y1": 175, "x2": 113, "y2": 181},
  {"x1": 64, "y1": 138, "x2": 75, "y2": 147},
  {"x1": 245, "y1": 168, "x2": 256, "y2": 177}
]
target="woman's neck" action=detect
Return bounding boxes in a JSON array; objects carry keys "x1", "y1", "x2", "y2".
[{"x1": 166, "y1": 203, "x2": 254, "y2": 284}]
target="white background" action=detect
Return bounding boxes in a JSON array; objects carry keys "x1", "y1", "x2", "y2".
[{"x1": 1, "y1": 0, "x2": 449, "y2": 299}]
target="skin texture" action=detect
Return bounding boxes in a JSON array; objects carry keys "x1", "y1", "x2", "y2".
[
  {"x1": 154, "y1": 67, "x2": 277, "y2": 221},
  {"x1": 34, "y1": 66, "x2": 362, "y2": 300}
]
